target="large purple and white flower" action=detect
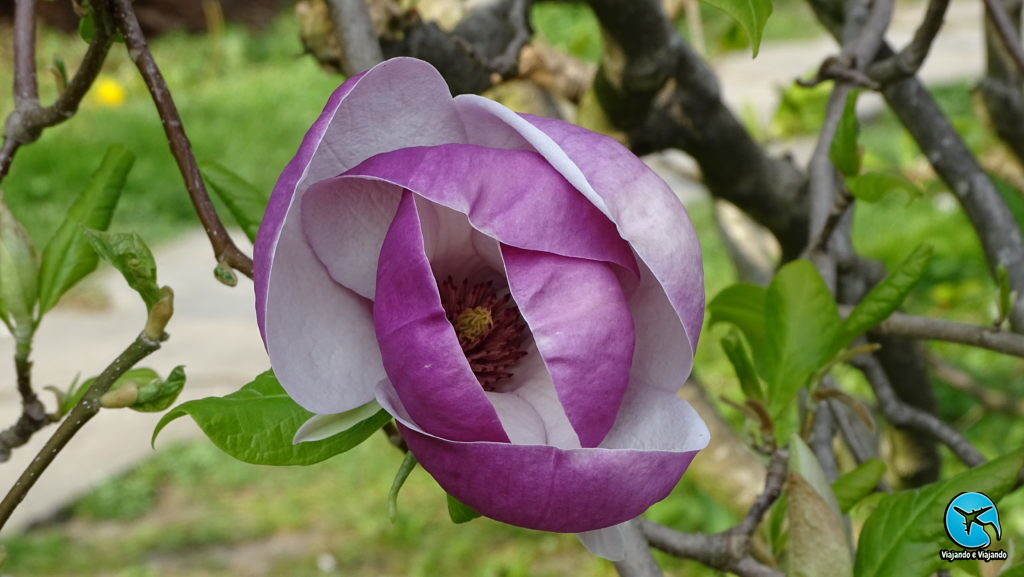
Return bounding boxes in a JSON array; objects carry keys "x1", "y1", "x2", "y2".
[{"x1": 254, "y1": 57, "x2": 709, "y2": 557}]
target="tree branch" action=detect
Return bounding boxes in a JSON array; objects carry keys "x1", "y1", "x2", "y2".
[
  {"x1": 12, "y1": 0, "x2": 39, "y2": 104},
  {"x1": 868, "y1": 0, "x2": 951, "y2": 83},
  {"x1": 839, "y1": 306, "x2": 1024, "y2": 357},
  {"x1": 613, "y1": 519, "x2": 664, "y2": 577},
  {"x1": 979, "y1": 0, "x2": 1024, "y2": 168},
  {"x1": 109, "y1": 0, "x2": 253, "y2": 280},
  {"x1": 0, "y1": 340, "x2": 51, "y2": 462},
  {"x1": 638, "y1": 450, "x2": 787, "y2": 577},
  {"x1": 982, "y1": 0, "x2": 1024, "y2": 76},
  {"x1": 326, "y1": 0, "x2": 384, "y2": 75},
  {"x1": 806, "y1": 0, "x2": 1024, "y2": 333},
  {"x1": 1, "y1": 0, "x2": 114, "y2": 184},
  {"x1": 852, "y1": 355, "x2": 986, "y2": 467},
  {"x1": 0, "y1": 287, "x2": 172, "y2": 531}
]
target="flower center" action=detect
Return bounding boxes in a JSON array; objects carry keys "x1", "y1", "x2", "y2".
[{"x1": 438, "y1": 276, "x2": 528, "y2": 391}]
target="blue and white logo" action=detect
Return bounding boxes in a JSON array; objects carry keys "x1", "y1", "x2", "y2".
[{"x1": 944, "y1": 492, "x2": 1001, "y2": 550}]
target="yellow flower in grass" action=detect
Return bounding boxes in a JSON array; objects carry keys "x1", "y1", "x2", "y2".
[{"x1": 93, "y1": 76, "x2": 125, "y2": 107}]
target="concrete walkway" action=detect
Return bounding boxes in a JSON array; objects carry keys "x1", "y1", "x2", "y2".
[{"x1": 0, "y1": 0, "x2": 986, "y2": 533}]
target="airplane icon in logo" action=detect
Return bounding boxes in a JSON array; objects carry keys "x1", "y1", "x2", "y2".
[
  {"x1": 945, "y1": 492, "x2": 1002, "y2": 549},
  {"x1": 953, "y1": 506, "x2": 1001, "y2": 539}
]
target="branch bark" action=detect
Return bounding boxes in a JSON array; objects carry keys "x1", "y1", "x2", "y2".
[
  {"x1": 109, "y1": 0, "x2": 253, "y2": 280},
  {"x1": 839, "y1": 306, "x2": 1024, "y2": 357},
  {"x1": 326, "y1": 0, "x2": 384, "y2": 75}
]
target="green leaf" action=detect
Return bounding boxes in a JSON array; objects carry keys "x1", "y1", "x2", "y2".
[
  {"x1": 153, "y1": 371, "x2": 390, "y2": 466},
  {"x1": 83, "y1": 230, "x2": 162, "y2": 310},
  {"x1": 708, "y1": 282, "x2": 768, "y2": 364},
  {"x1": 840, "y1": 245, "x2": 932, "y2": 343},
  {"x1": 78, "y1": 13, "x2": 94, "y2": 43},
  {"x1": 721, "y1": 329, "x2": 764, "y2": 402},
  {"x1": 200, "y1": 161, "x2": 269, "y2": 243},
  {"x1": 446, "y1": 493, "x2": 482, "y2": 524},
  {"x1": 38, "y1": 145, "x2": 134, "y2": 315},
  {"x1": 700, "y1": 0, "x2": 773, "y2": 57},
  {"x1": 832, "y1": 458, "x2": 886, "y2": 513},
  {"x1": 846, "y1": 172, "x2": 921, "y2": 204},
  {"x1": 789, "y1": 435, "x2": 841, "y2": 515},
  {"x1": 788, "y1": 471, "x2": 854, "y2": 577},
  {"x1": 764, "y1": 260, "x2": 842, "y2": 421},
  {"x1": 830, "y1": 91, "x2": 861, "y2": 178},
  {"x1": 132, "y1": 365, "x2": 186, "y2": 412},
  {"x1": 387, "y1": 452, "x2": 418, "y2": 522},
  {"x1": 0, "y1": 195, "x2": 39, "y2": 331},
  {"x1": 854, "y1": 450, "x2": 1024, "y2": 577}
]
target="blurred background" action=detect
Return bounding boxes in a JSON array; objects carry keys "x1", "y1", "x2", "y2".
[{"x1": 0, "y1": 0, "x2": 1022, "y2": 575}]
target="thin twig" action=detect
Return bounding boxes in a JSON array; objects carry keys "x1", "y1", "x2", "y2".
[
  {"x1": 109, "y1": 0, "x2": 253, "y2": 279},
  {"x1": 1, "y1": 1, "x2": 114, "y2": 184},
  {"x1": 0, "y1": 341, "x2": 51, "y2": 462},
  {"x1": 982, "y1": 0, "x2": 1024, "y2": 76},
  {"x1": 12, "y1": 0, "x2": 39, "y2": 104},
  {"x1": 869, "y1": 0, "x2": 951, "y2": 82},
  {"x1": 638, "y1": 450, "x2": 787, "y2": 577},
  {"x1": 326, "y1": 0, "x2": 384, "y2": 75},
  {"x1": 928, "y1": 355, "x2": 1024, "y2": 417},
  {"x1": 838, "y1": 306, "x2": 1024, "y2": 357},
  {"x1": 852, "y1": 355, "x2": 986, "y2": 467},
  {"x1": 0, "y1": 329, "x2": 166, "y2": 530}
]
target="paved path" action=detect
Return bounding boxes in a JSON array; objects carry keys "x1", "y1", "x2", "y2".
[{"x1": 0, "y1": 0, "x2": 986, "y2": 533}]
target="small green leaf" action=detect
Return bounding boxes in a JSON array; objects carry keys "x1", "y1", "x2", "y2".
[
  {"x1": 67, "y1": 368, "x2": 161, "y2": 414},
  {"x1": 78, "y1": 13, "x2": 94, "y2": 43},
  {"x1": 153, "y1": 371, "x2": 390, "y2": 466},
  {"x1": 38, "y1": 145, "x2": 134, "y2": 315},
  {"x1": 854, "y1": 450, "x2": 1024, "y2": 577},
  {"x1": 832, "y1": 458, "x2": 886, "y2": 513},
  {"x1": 699, "y1": 0, "x2": 773, "y2": 57},
  {"x1": 830, "y1": 91, "x2": 861, "y2": 178},
  {"x1": 721, "y1": 329, "x2": 764, "y2": 401},
  {"x1": 840, "y1": 245, "x2": 932, "y2": 343},
  {"x1": 84, "y1": 230, "x2": 162, "y2": 310},
  {"x1": 708, "y1": 282, "x2": 768, "y2": 364},
  {"x1": 764, "y1": 260, "x2": 842, "y2": 422},
  {"x1": 788, "y1": 472, "x2": 854, "y2": 577},
  {"x1": 446, "y1": 493, "x2": 481, "y2": 524},
  {"x1": 846, "y1": 172, "x2": 921, "y2": 204},
  {"x1": 0, "y1": 195, "x2": 39, "y2": 330},
  {"x1": 387, "y1": 452, "x2": 418, "y2": 522},
  {"x1": 201, "y1": 161, "x2": 269, "y2": 243},
  {"x1": 132, "y1": 365, "x2": 186, "y2": 412}
]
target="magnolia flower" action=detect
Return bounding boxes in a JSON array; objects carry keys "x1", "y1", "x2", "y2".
[{"x1": 254, "y1": 58, "x2": 709, "y2": 559}]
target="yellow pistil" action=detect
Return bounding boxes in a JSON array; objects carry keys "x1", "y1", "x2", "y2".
[{"x1": 454, "y1": 306, "x2": 493, "y2": 344}]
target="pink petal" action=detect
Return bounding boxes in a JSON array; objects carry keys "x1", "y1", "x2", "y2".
[
  {"x1": 452, "y1": 96, "x2": 704, "y2": 388},
  {"x1": 302, "y1": 144, "x2": 638, "y2": 284},
  {"x1": 377, "y1": 379, "x2": 709, "y2": 533},
  {"x1": 374, "y1": 191, "x2": 508, "y2": 443},
  {"x1": 502, "y1": 246, "x2": 634, "y2": 448},
  {"x1": 254, "y1": 58, "x2": 466, "y2": 413}
]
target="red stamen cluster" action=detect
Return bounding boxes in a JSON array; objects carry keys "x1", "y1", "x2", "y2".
[{"x1": 438, "y1": 276, "x2": 528, "y2": 390}]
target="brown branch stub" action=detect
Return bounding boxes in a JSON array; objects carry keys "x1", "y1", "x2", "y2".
[
  {"x1": 109, "y1": 0, "x2": 253, "y2": 279},
  {"x1": 13, "y1": 0, "x2": 40, "y2": 105},
  {"x1": 0, "y1": 352, "x2": 51, "y2": 463}
]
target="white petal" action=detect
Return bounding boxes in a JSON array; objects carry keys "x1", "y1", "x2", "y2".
[
  {"x1": 293, "y1": 399, "x2": 384, "y2": 444},
  {"x1": 577, "y1": 522, "x2": 628, "y2": 562}
]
